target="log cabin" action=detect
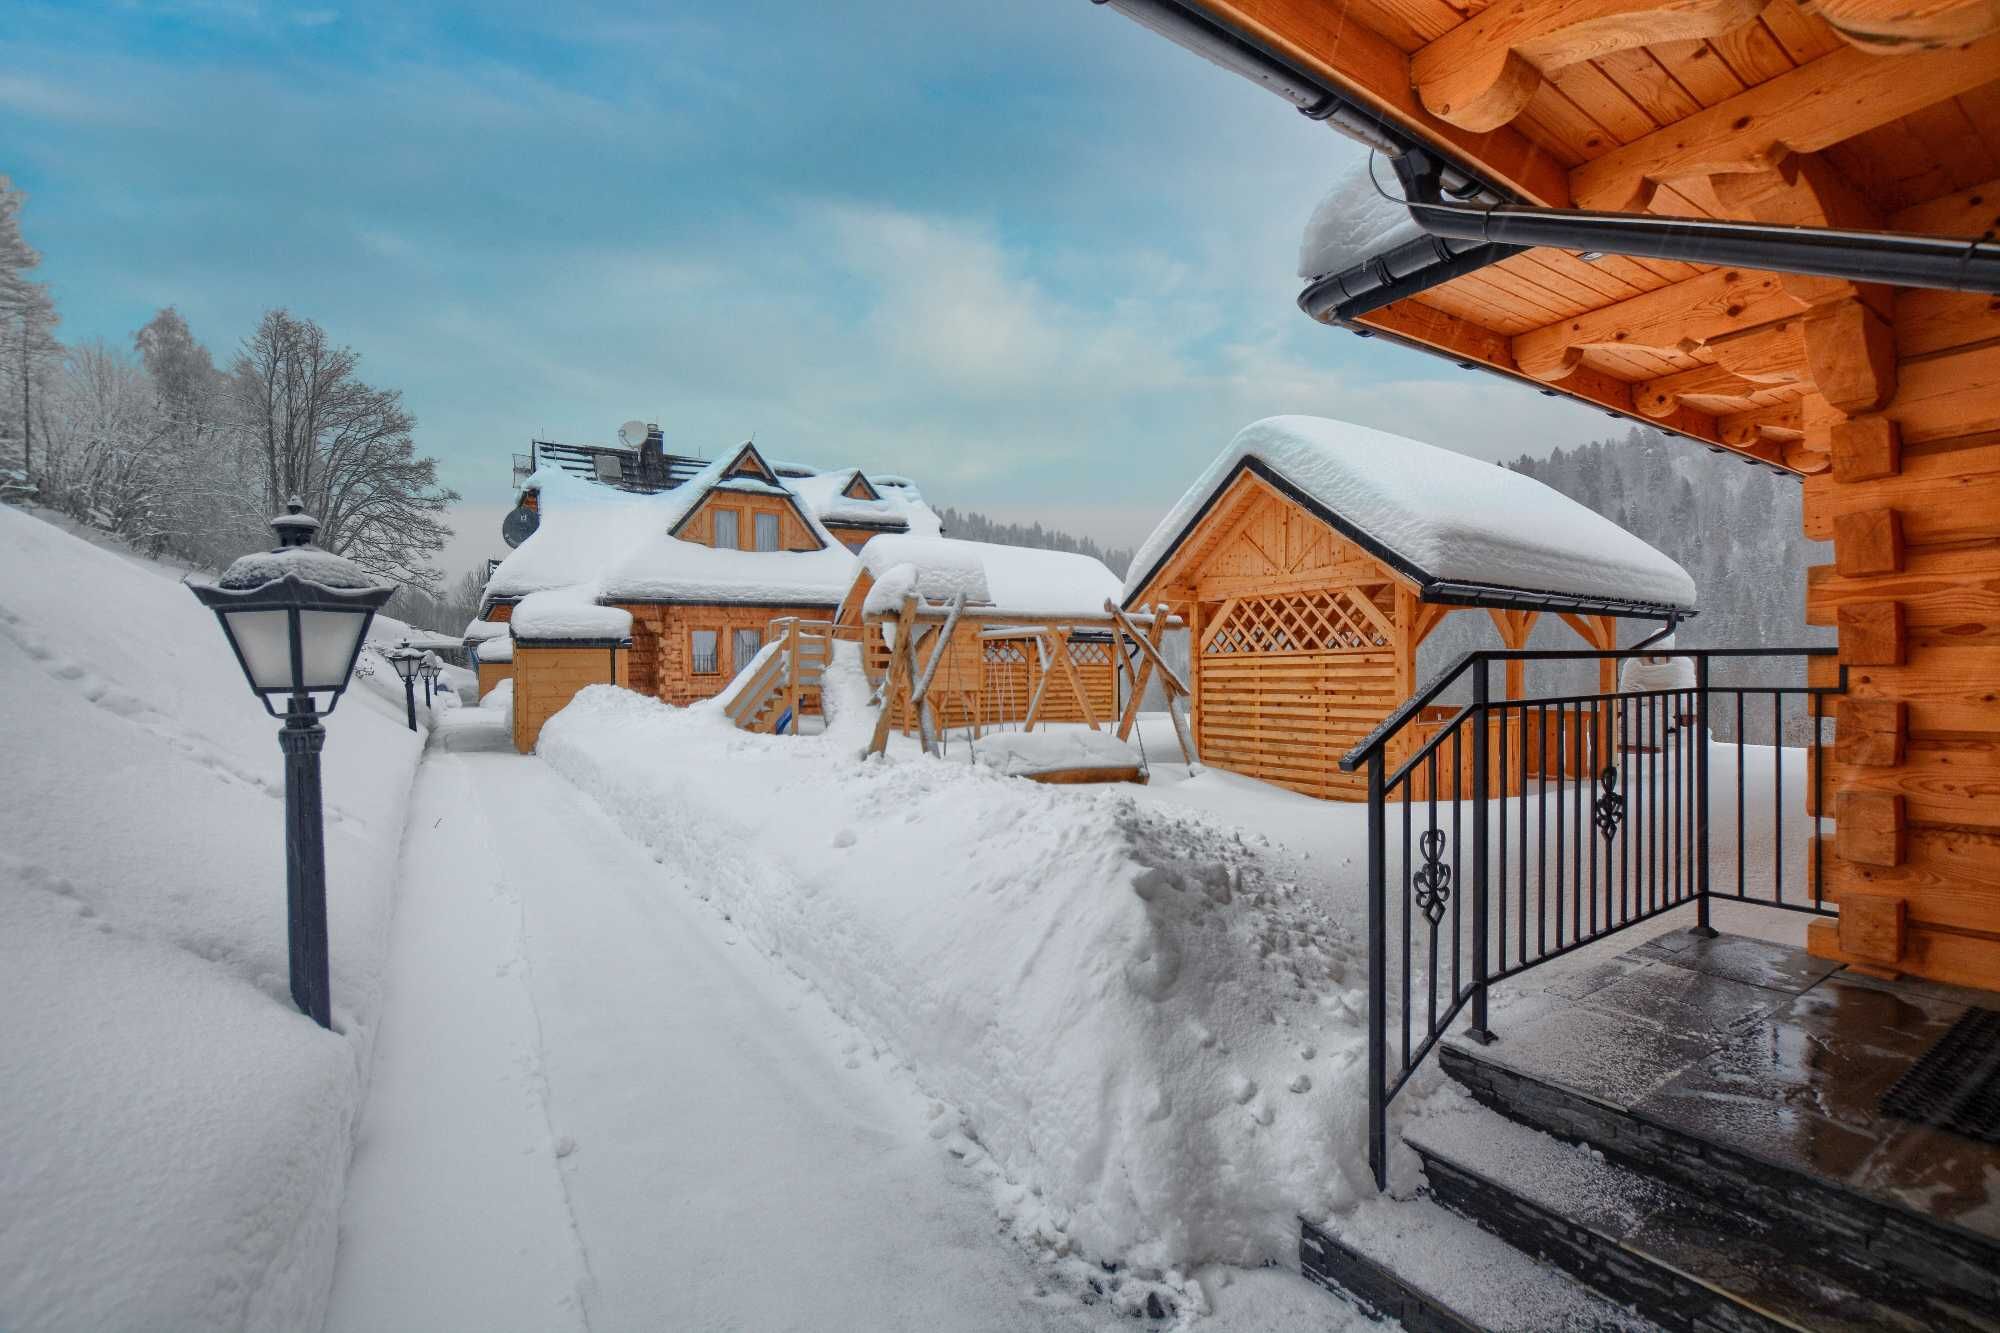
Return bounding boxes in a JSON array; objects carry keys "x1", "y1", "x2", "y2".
[
  {"x1": 483, "y1": 439, "x2": 945, "y2": 749},
  {"x1": 1091, "y1": 1, "x2": 2000, "y2": 1322},
  {"x1": 1122, "y1": 415, "x2": 1695, "y2": 799}
]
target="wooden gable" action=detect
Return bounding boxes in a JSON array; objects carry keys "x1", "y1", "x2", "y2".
[
  {"x1": 841, "y1": 471, "x2": 882, "y2": 501},
  {"x1": 718, "y1": 440, "x2": 782, "y2": 486},
  {"x1": 674, "y1": 487, "x2": 824, "y2": 551}
]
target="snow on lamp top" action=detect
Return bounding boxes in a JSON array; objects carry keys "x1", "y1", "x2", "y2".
[{"x1": 216, "y1": 497, "x2": 384, "y2": 593}]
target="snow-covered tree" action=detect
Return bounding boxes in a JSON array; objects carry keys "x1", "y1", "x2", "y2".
[
  {"x1": 0, "y1": 177, "x2": 62, "y2": 488},
  {"x1": 230, "y1": 309, "x2": 458, "y2": 593}
]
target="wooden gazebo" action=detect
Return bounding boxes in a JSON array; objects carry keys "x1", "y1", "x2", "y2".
[{"x1": 1123, "y1": 416, "x2": 1696, "y2": 800}]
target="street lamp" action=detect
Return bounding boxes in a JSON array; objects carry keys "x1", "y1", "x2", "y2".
[
  {"x1": 419, "y1": 651, "x2": 442, "y2": 707},
  {"x1": 189, "y1": 497, "x2": 391, "y2": 1029},
  {"x1": 383, "y1": 639, "x2": 424, "y2": 731}
]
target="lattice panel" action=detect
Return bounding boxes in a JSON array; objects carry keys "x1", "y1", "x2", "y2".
[
  {"x1": 1068, "y1": 641, "x2": 1111, "y2": 666},
  {"x1": 1204, "y1": 589, "x2": 1390, "y2": 654},
  {"x1": 983, "y1": 642, "x2": 1030, "y2": 666}
]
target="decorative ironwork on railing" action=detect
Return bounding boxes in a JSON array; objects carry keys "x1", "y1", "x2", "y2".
[{"x1": 1338, "y1": 646, "x2": 1845, "y2": 1191}]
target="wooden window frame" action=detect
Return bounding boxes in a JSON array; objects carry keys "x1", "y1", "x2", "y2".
[
  {"x1": 690, "y1": 628, "x2": 720, "y2": 675},
  {"x1": 731, "y1": 626, "x2": 763, "y2": 674}
]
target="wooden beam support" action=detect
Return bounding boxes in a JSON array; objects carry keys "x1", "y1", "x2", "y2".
[
  {"x1": 1808, "y1": 0, "x2": 2000, "y2": 53},
  {"x1": 1835, "y1": 698, "x2": 1907, "y2": 767},
  {"x1": 1571, "y1": 33, "x2": 2000, "y2": 210},
  {"x1": 1511, "y1": 267, "x2": 1807, "y2": 381},
  {"x1": 1718, "y1": 401, "x2": 1804, "y2": 447},
  {"x1": 1805, "y1": 300, "x2": 1898, "y2": 414},
  {"x1": 1411, "y1": 0, "x2": 1768, "y2": 132},
  {"x1": 1637, "y1": 362, "x2": 1762, "y2": 418},
  {"x1": 1836, "y1": 599, "x2": 1907, "y2": 665},
  {"x1": 1836, "y1": 890, "x2": 1907, "y2": 967}
]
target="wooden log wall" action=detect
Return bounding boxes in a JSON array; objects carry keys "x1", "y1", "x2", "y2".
[
  {"x1": 511, "y1": 643, "x2": 629, "y2": 752},
  {"x1": 622, "y1": 602, "x2": 835, "y2": 708},
  {"x1": 475, "y1": 659, "x2": 511, "y2": 699},
  {"x1": 1801, "y1": 179, "x2": 2000, "y2": 990}
]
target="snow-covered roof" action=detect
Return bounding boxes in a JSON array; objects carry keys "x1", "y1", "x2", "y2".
[
  {"x1": 601, "y1": 539, "x2": 855, "y2": 605},
  {"x1": 1298, "y1": 163, "x2": 1425, "y2": 283},
  {"x1": 786, "y1": 469, "x2": 944, "y2": 536},
  {"x1": 462, "y1": 618, "x2": 509, "y2": 642},
  {"x1": 476, "y1": 635, "x2": 514, "y2": 663},
  {"x1": 483, "y1": 467, "x2": 667, "y2": 604},
  {"x1": 510, "y1": 586, "x2": 635, "y2": 642},
  {"x1": 852, "y1": 534, "x2": 1121, "y2": 619},
  {"x1": 1125, "y1": 416, "x2": 1698, "y2": 614}
]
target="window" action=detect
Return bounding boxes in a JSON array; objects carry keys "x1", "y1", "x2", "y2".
[
  {"x1": 711, "y1": 508, "x2": 740, "y2": 549},
  {"x1": 753, "y1": 512, "x2": 780, "y2": 552},
  {"x1": 592, "y1": 453, "x2": 624, "y2": 483},
  {"x1": 690, "y1": 630, "x2": 719, "y2": 675},
  {"x1": 733, "y1": 627, "x2": 763, "y2": 672}
]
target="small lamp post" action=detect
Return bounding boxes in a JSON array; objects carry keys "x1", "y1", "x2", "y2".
[
  {"x1": 420, "y1": 651, "x2": 443, "y2": 707},
  {"x1": 383, "y1": 639, "x2": 424, "y2": 731},
  {"x1": 189, "y1": 497, "x2": 391, "y2": 1028}
]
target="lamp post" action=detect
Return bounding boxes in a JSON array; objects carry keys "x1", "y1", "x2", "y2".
[
  {"x1": 383, "y1": 639, "x2": 423, "y2": 731},
  {"x1": 420, "y1": 651, "x2": 442, "y2": 707},
  {"x1": 189, "y1": 497, "x2": 391, "y2": 1028}
]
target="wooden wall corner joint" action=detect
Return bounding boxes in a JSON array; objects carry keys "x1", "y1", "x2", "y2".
[
  {"x1": 1831, "y1": 507, "x2": 1904, "y2": 576},
  {"x1": 1828, "y1": 415, "x2": 1902, "y2": 482},
  {"x1": 1804, "y1": 300, "x2": 1897, "y2": 415},
  {"x1": 1835, "y1": 599, "x2": 1906, "y2": 666},
  {"x1": 1836, "y1": 889, "x2": 1907, "y2": 967},
  {"x1": 1834, "y1": 698, "x2": 1907, "y2": 767},
  {"x1": 1834, "y1": 791, "x2": 1907, "y2": 867}
]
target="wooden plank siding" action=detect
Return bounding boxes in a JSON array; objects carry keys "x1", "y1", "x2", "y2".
[
  {"x1": 624, "y1": 602, "x2": 835, "y2": 709},
  {"x1": 475, "y1": 659, "x2": 511, "y2": 699},
  {"x1": 511, "y1": 642, "x2": 630, "y2": 753}
]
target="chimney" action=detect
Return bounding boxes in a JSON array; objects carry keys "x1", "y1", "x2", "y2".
[{"x1": 639, "y1": 423, "x2": 665, "y2": 486}]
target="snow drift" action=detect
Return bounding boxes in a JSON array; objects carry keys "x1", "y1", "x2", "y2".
[
  {"x1": 537, "y1": 657, "x2": 1382, "y2": 1307},
  {"x1": 0, "y1": 506, "x2": 423, "y2": 1330}
]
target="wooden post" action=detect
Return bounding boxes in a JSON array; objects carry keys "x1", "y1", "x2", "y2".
[
  {"x1": 1050, "y1": 628, "x2": 1100, "y2": 729},
  {"x1": 865, "y1": 595, "x2": 919, "y2": 758}
]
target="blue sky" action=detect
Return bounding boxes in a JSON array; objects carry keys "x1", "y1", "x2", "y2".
[{"x1": 2, "y1": 0, "x2": 1613, "y2": 577}]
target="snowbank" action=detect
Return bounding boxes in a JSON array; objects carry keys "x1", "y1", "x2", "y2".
[
  {"x1": 0, "y1": 505, "x2": 422, "y2": 1330},
  {"x1": 536, "y1": 667, "x2": 1381, "y2": 1307},
  {"x1": 971, "y1": 729, "x2": 1143, "y2": 778},
  {"x1": 1125, "y1": 416, "x2": 1698, "y2": 612}
]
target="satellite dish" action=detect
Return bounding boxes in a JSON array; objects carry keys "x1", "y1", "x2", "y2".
[
  {"x1": 618, "y1": 419, "x2": 649, "y2": 449},
  {"x1": 501, "y1": 504, "x2": 540, "y2": 548}
]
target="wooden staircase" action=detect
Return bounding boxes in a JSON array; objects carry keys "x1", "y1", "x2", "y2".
[{"x1": 723, "y1": 618, "x2": 835, "y2": 734}]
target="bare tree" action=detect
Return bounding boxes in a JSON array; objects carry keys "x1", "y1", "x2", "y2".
[
  {"x1": 134, "y1": 307, "x2": 266, "y2": 565},
  {"x1": 231, "y1": 309, "x2": 458, "y2": 593},
  {"x1": 35, "y1": 340, "x2": 171, "y2": 538}
]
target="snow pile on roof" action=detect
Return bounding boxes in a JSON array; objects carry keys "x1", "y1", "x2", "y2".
[
  {"x1": 602, "y1": 538, "x2": 855, "y2": 605},
  {"x1": 971, "y1": 729, "x2": 1141, "y2": 778},
  {"x1": 1298, "y1": 162, "x2": 1425, "y2": 282},
  {"x1": 462, "y1": 618, "x2": 509, "y2": 642},
  {"x1": 510, "y1": 587, "x2": 634, "y2": 642},
  {"x1": 787, "y1": 470, "x2": 944, "y2": 536},
  {"x1": 856, "y1": 535, "x2": 991, "y2": 607},
  {"x1": 854, "y1": 534, "x2": 1121, "y2": 619},
  {"x1": 476, "y1": 634, "x2": 514, "y2": 663},
  {"x1": 1127, "y1": 416, "x2": 1697, "y2": 612},
  {"x1": 484, "y1": 467, "x2": 668, "y2": 603},
  {"x1": 536, "y1": 673, "x2": 1379, "y2": 1310},
  {"x1": 0, "y1": 504, "x2": 423, "y2": 1329}
]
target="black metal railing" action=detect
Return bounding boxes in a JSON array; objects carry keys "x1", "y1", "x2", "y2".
[{"x1": 1340, "y1": 647, "x2": 1844, "y2": 1191}]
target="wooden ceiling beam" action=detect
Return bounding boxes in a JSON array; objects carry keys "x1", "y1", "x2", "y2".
[
  {"x1": 1636, "y1": 361, "x2": 1764, "y2": 416},
  {"x1": 1807, "y1": 0, "x2": 2000, "y2": 53},
  {"x1": 1412, "y1": 0, "x2": 1770, "y2": 132},
  {"x1": 1191, "y1": 0, "x2": 1573, "y2": 203},
  {"x1": 1512, "y1": 266, "x2": 1808, "y2": 380},
  {"x1": 1571, "y1": 33, "x2": 2000, "y2": 210}
]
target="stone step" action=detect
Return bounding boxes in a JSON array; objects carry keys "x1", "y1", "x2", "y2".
[
  {"x1": 1407, "y1": 1096, "x2": 1961, "y2": 1333},
  {"x1": 1439, "y1": 1041, "x2": 2000, "y2": 1328},
  {"x1": 1300, "y1": 1194, "x2": 1657, "y2": 1333}
]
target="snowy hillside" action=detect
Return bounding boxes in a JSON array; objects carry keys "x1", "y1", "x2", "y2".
[{"x1": 0, "y1": 505, "x2": 423, "y2": 1330}]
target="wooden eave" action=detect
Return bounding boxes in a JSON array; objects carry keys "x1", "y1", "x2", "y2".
[
  {"x1": 1127, "y1": 458, "x2": 1690, "y2": 621},
  {"x1": 1176, "y1": 1, "x2": 2000, "y2": 475}
]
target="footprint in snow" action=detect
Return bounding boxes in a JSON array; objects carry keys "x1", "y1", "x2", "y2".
[{"x1": 555, "y1": 1135, "x2": 577, "y2": 1158}]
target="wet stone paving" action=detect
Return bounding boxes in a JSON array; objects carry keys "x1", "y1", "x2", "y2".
[{"x1": 1468, "y1": 931, "x2": 2000, "y2": 1247}]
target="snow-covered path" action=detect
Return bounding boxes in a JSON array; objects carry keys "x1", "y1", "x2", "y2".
[{"x1": 324, "y1": 709, "x2": 1090, "y2": 1333}]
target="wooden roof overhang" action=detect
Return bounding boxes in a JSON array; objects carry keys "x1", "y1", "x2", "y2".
[
  {"x1": 1101, "y1": 1, "x2": 2000, "y2": 476},
  {"x1": 1127, "y1": 458, "x2": 1692, "y2": 621}
]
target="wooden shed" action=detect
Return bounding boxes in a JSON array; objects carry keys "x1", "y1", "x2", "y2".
[{"x1": 1123, "y1": 417, "x2": 1695, "y2": 800}]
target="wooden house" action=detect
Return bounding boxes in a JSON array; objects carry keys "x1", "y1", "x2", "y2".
[
  {"x1": 462, "y1": 619, "x2": 511, "y2": 698},
  {"x1": 483, "y1": 440, "x2": 944, "y2": 748},
  {"x1": 1123, "y1": 416, "x2": 1694, "y2": 799},
  {"x1": 1094, "y1": 3, "x2": 2000, "y2": 1325}
]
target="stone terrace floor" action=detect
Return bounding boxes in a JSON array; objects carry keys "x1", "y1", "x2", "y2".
[{"x1": 1453, "y1": 930, "x2": 2000, "y2": 1247}]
